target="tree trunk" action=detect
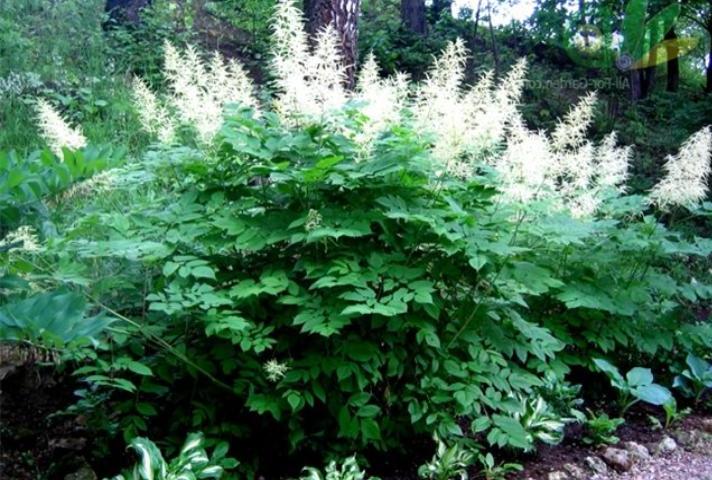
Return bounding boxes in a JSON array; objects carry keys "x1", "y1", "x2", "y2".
[
  {"x1": 104, "y1": 0, "x2": 152, "y2": 27},
  {"x1": 642, "y1": 61, "x2": 656, "y2": 97},
  {"x1": 431, "y1": 0, "x2": 451, "y2": 21},
  {"x1": 665, "y1": 28, "x2": 679, "y2": 92},
  {"x1": 307, "y1": 0, "x2": 361, "y2": 89},
  {"x1": 487, "y1": 0, "x2": 500, "y2": 75},
  {"x1": 630, "y1": 69, "x2": 643, "y2": 101},
  {"x1": 472, "y1": 0, "x2": 483, "y2": 39},
  {"x1": 401, "y1": 0, "x2": 427, "y2": 35},
  {"x1": 707, "y1": 25, "x2": 712, "y2": 93},
  {"x1": 639, "y1": 20, "x2": 661, "y2": 98}
]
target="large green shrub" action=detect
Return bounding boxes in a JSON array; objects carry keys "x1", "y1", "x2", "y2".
[
  {"x1": 37, "y1": 107, "x2": 709, "y2": 471},
  {"x1": 3, "y1": 1, "x2": 712, "y2": 474}
]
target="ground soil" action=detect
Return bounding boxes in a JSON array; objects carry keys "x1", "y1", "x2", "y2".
[
  {"x1": 0, "y1": 366, "x2": 95, "y2": 479},
  {"x1": 512, "y1": 408, "x2": 712, "y2": 480}
]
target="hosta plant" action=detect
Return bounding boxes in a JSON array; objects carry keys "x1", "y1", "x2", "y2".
[
  {"x1": 301, "y1": 456, "x2": 376, "y2": 480},
  {"x1": 513, "y1": 396, "x2": 568, "y2": 446},
  {"x1": 111, "y1": 432, "x2": 237, "y2": 480},
  {"x1": 418, "y1": 436, "x2": 475, "y2": 480},
  {"x1": 536, "y1": 372, "x2": 585, "y2": 423},
  {"x1": 593, "y1": 359, "x2": 673, "y2": 414},
  {"x1": 673, "y1": 354, "x2": 712, "y2": 404},
  {"x1": 662, "y1": 398, "x2": 691, "y2": 430},
  {"x1": 0, "y1": 289, "x2": 111, "y2": 349},
  {"x1": 477, "y1": 452, "x2": 522, "y2": 480}
]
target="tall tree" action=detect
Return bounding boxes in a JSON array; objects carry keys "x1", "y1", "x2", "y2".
[
  {"x1": 431, "y1": 0, "x2": 452, "y2": 21},
  {"x1": 681, "y1": 0, "x2": 712, "y2": 93},
  {"x1": 708, "y1": 22, "x2": 712, "y2": 93},
  {"x1": 305, "y1": 0, "x2": 361, "y2": 88},
  {"x1": 664, "y1": 27, "x2": 679, "y2": 91},
  {"x1": 104, "y1": 0, "x2": 152, "y2": 27},
  {"x1": 401, "y1": 0, "x2": 427, "y2": 35}
]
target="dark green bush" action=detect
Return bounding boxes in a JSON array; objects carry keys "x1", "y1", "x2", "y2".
[{"x1": 34, "y1": 107, "x2": 708, "y2": 474}]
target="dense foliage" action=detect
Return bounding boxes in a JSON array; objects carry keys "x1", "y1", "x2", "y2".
[{"x1": 1, "y1": 0, "x2": 711, "y2": 479}]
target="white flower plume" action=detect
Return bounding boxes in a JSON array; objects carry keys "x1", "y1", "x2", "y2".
[
  {"x1": 271, "y1": 0, "x2": 347, "y2": 123},
  {"x1": 551, "y1": 92, "x2": 597, "y2": 152},
  {"x1": 131, "y1": 77, "x2": 175, "y2": 144},
  {"x1": 495, "y1": 122, "x2": 555, "y2": 203},
  {"x1": 595, "y1": 132, "x2": 631, "y2": 191},
  {"x1": 162, "y1": 42, "x2": 258, "y2": 143},
  {"x1": 35, "y1": 99, "x2": 87, "y2": 157},
  {"x1": 352, "y1": 53, "x2": 409, "y2": 154},
  {"x1": 132, "y1": 42, "x2": 258, "y2": 144},
  {"x1": 650, "y1": 126, "x2": 712, "y2": 208},
  {"x1": 413, "y1": 41, "x2": 529, "y2": 177},
  {"x1": 0, "y1": 226, "x2": 41, "y2": 253}
]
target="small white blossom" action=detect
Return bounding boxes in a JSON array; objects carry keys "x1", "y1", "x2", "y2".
[
  {"x1": 0, "y1": 226, "x2": 41, "y2": 253},
  {"x1": 263, "y1": 359, "x2": 289, "y2": 382},
  {"x1": 60, "y1": 169, "x2": 118, "y2": 201},
  {"x1": 0, "y1": 71, "x2": 42, "y2": 97},
  {"x1": 305, "y1": 209, "x2": 323, "y2": 231}
]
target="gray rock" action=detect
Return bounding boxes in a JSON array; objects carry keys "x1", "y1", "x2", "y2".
[
  {"x1": 655, "y1": 436, "x2": 677, "y2": 455},
  {"x1": 701, "y1": 418, "x2": 712, "y2": 434},
  {"x1": 548, "y1": 471, "x2": 569, "y2": 480},
  {"x1": 675, "y1": 429, "x2": 696, "y2": 448},
  {"x1": 602, "y1": 446, "x2": 633, "y2": 472},
  {"x1": 585, "y1": 455, "x2": 609, "y2": 475},
  {"x1": 624, "y1": 440, "x2": 651, "y2": 462},
  {"x1": 675, "y1": 429, "x2": 712, "y2": 455},
  {"x1": 563, "y1": 462, "x2": 587, "y2": 479},
  {"x1": 64, "y1": 466, "x2": 97, "y2": 480}
]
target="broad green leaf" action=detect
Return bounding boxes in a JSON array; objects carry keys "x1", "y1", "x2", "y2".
[
  {"x1": 634, "y1": 384, "x2": 672, "y2": 405},
  {"x1": 626, "y1": 367, "x2": 653, "y2": 387}
]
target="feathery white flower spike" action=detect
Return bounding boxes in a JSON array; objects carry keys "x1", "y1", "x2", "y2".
[
  {"x1": 310, "y1": 25, "x2": 347, "y2": 110},
  {"x1": 271, "y1": 0, "x2": 317, "y2": 121},
  {"x1": 650, "y1": 126, "x2": 712, "y2": 208},
  {"x1": 0, "y1": 226, "x2": 41, "y2": 253},
  {"x1": 352, "y1": 53, "x2": 409, "y2": 154},
  {"x1": 271, "y1": 0, "x2": 347, "y2": 123},
  {"x1": 131, "y1": 77, "x2": 175, "y2": 144},
  {"x1": 551, "y1": 92, "x2": 597, "y2": 152},
  {"x1": 496, "y1": 125, "x2": 555, "y2": 203},
  {"x1": 35, "y1": 99, "x2": 87, "y2": 157},
  {"x1": 414, "y1": 39, "x2": 471, "y2": 176},
  {"x1": 162, "y1": 42, "x2": 258, "y2": 143},
  {"x1": 492, "y1": 58, "x2": 527, "y2": 127},
  {"x1": 595, "y1": 132, "x2": 631, "y2": 191}
]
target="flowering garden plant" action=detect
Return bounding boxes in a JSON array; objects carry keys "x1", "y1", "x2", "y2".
[{"x1": 1, "y1": 0, "x2": 711, "y2": 475}]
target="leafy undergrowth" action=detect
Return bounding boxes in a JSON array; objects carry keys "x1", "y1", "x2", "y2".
[
  {"x1": 1, "y1": 366, "x2": 709, "y2": 480},
  {"x1": 1, "y1": 1, "x2": 712, "y2": 479}
]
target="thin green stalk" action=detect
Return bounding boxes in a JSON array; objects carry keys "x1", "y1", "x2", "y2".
[
  {"x1": 447, "y1": 209, "x2": 528, "y2": 349},
  {"x1": 91, "y1": 297, "x2": 233, "y2": 392}
]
